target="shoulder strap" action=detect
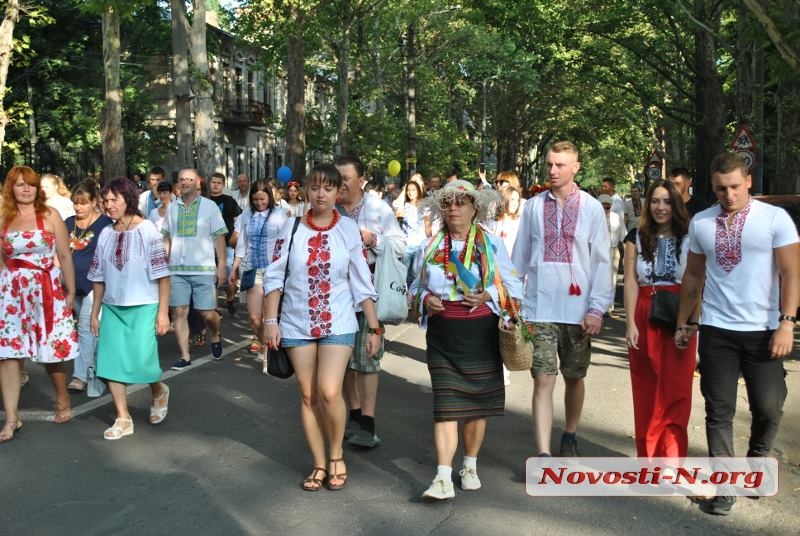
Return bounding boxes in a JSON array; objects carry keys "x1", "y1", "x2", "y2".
[
  {"x1": 277, "y1": 217, "x2": 302, "y2": 316},
  {"x1": 36, "y1": 213, "x2": 46, "y2": 231}
]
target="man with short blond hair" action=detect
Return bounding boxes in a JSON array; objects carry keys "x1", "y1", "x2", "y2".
[{"x1": 512, "y1": 140, "x2": 613, "y2": 457}]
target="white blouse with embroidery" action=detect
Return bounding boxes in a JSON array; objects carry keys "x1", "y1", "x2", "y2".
[
  {"x1": 264, "y1": 216, "x2": 378, "y2": 339},
  {"x1": 409, "y1": 229, "x2": 524, "y2": 325},
  {"x1": 88, "y1": 220, "x2": 170, "y2": 306},
  {"x1": 233, "y1": 206, "x2": 288, "y2": 271}
]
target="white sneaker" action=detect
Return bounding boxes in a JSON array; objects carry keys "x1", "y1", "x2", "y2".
[
  {"x1": 459, "y1": 467, "x2": 482, "y2": 491},
  {"x1": 421, "y1": 475, "x2": 455, "y2": 500}
]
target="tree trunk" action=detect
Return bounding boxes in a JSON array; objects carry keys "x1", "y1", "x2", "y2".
[
  {"x1": 335, "y1": 0, "x2": 351, "y2": 155},
  {"x1": 0, "y1": 0, "x2": 20, "y2": 165},
  {"x1": 171, "y1": 0, "x2": 193, "y2": 169},
  {"x1": 692, "y1": 0, "x2": 725, "y2": 203},
  {"x1": 189, "y1": 0, "x2": 217, "y2": 177},
  {"x1": 101, "y1": 6, "x2": 126, "y2": 181},
  {"x1": 285, "y1": 6, "x2": 306, "y2": 179}
]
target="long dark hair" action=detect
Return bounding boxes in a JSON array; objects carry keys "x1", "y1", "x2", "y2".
[{"x1": 638, "y1": 180, "x2": 690, "y2": 264}]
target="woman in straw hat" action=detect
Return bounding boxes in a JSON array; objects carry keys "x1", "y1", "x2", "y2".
[{"x1": 410, "y1": 179, "x2": 523, "y2": 500}]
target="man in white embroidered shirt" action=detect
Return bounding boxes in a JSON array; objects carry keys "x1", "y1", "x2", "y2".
[
  {"x1": 675, "y1": 152, "x2": 799, "y2": 516},
  {"x1": 512, "y1": 141, "x2": 613, "y2": 457},
  {"x1": 162, "y1": 168, "x2": 229, "y2": 371},
  {"x1": 335, "y1": 155, "x2": 405, "y2": 449}
]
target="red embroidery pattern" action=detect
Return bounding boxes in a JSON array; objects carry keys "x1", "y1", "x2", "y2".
[
  {"x1": 306, "y1": 232, "x2": 333, "y2": 338},
  {"x1": 543, "y1": 189, "x2": 581, "y2": 263},
  {"x1": 272, "y1": 238, "x2": 285, "y2": 262},
  {"x1": 714, "y1": 202, "x2": 751, "y2": 273}
]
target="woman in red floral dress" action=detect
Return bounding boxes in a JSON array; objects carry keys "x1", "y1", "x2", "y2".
[{"x1": 0, "y1": 166, "x2": 78, "y2": 442}]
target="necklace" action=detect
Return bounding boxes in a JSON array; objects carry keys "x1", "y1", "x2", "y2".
[
  {"x1": 116, "y1": 216, "x2": 136, "y2": 232},
  {"x1": 306, "y1": 209, "x2": 339, "y2": 232},
  {"x1": 442, "y1": 229, "x2": 472, "y2": 280}
]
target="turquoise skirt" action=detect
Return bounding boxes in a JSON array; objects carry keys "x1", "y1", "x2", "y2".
[{"x1": 97, "y1": 303, "x2": 162, "y2": 384}]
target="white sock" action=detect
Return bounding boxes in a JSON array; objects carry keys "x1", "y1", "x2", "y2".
[
  {"x1": 436, "y1": 465, "x2": 452, "y2": 481},
  {"x1": 463, "y1": 456, "x2": 477, "y2": 471}
]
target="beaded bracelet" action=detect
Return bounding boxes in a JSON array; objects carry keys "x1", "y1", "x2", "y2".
[
  {"x1": 367, "y1": 326, "x2": 383, "y2": 336},
  {"x1": 263, "y1": 318, "x2": 278, "y2": 325}
]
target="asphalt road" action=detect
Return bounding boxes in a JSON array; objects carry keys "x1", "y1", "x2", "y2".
[{"x1": 1, "y1": 301, "x2": 799, "y2": 536}]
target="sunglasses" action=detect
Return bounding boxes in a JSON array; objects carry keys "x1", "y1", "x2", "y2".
[{"x1": 440, "y1": 196, "x2": 473, "y2": 209}]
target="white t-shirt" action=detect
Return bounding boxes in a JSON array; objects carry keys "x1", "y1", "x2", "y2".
[
  {"x1": 688, "y1": 199, "x2": 798, "y2": 330},
  {"x1": 632, "y1": 232, "x2": 690, "y2": 285},
  {"x1": 339, "y1": 193, "x2": 405, "y2": 266},
  {"x1": 88, "y1": 220, "x2": 170, "y2": 305}
]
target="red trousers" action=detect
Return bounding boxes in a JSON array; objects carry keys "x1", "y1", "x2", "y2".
[{"x1": 628, "y1": 284, "x2": 697, "y2": 458}]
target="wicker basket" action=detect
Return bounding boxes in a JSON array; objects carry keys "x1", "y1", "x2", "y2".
[{"x1": 498, "y1": 320, "x2": 533, "y2": 371}]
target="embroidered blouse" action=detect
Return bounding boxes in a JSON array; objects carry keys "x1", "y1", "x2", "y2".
[
  {"x1": 409, "y1": 227, "x2": 523, "y2": 326},
  {"x1": 625, "y1": 229, "x2": 689, "y2": 285},
  {"x1": 88, "y1": 220, "x2": 170, "y2": 306},
  {"x1": 234, "y1": 206, "x2": 288, "y2": 271},
  {"x1": 263, "y1": 216, "x2": 377, "y2": 339}
]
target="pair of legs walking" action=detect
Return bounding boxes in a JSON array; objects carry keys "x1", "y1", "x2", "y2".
[
  {"x1": 290, "y1": 342, "x2": 353, "y2": 491},
  {"x1": 0, "y1": 360, "x2": 71, "y2": 442}
]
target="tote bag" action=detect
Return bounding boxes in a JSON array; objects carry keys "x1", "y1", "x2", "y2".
[{"x1": 374, "y1": 239, "x2": 408, "y2": 324}]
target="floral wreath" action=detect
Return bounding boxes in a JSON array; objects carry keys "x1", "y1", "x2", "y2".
[{"x1": 422, "y1": 179, "x2": 501, "y2": 224}]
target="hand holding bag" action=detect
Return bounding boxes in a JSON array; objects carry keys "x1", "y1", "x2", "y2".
[
  {"x1": 267, "y1": 217, "x2": 301, "y2": 379},
  {"x1": 648, "y1": 289, "x2": 680, "y2": 330}
]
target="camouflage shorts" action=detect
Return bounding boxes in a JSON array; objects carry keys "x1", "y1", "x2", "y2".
[{"x1": 530, "y1": 322, "x2": 591, "y2": 379}]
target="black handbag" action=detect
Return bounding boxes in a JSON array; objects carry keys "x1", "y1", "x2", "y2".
[
  {"x1": 648, "y1": 289, "x2": 680, "y2": 330},
  {"x1": 240, "y1": 269, "x2": 256, "y2": 291},
  {"x1": 267, "y1": 217, "x2": 301, "y2": 379}
]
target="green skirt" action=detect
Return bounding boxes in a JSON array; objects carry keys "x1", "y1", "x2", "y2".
[{"x1": 97, "y1": 303, "x2": 162, "y2": 384}]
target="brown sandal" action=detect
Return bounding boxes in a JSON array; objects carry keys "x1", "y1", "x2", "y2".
[
  {"x1": 300, "y1": 467, "x2": 327, "y2": 492},
  {"x1": 327, "y1": 458, "x2": 348, "y2": 490}
]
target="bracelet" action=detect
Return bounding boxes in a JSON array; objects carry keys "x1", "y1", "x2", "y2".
[
  {"x1": 685, "y1": 321, "x2": 699, "y2": 327},
  {"x1": 367, "y1": 326, "x2": 383, "y2": 336},
  {"x1": 778, "y1": 314, "x2": 797, "y2": 324},
  {"x1": 263, "y1": 318, "x2": 278, "y2": 325}
]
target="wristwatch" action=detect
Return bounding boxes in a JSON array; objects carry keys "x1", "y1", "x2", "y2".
[{"x1": 778, "y1": 314, "x2": 797, "y2": 324}]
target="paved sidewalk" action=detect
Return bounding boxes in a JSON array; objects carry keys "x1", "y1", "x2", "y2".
[{"x1": 1, "y1": 309, "x2": 798, "y2": 535}]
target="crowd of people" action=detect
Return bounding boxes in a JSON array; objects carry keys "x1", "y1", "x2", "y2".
[{"x1": 0, "y1": 146, "x2": 796, "y2": 518}]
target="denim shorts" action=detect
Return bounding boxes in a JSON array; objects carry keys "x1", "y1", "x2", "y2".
[
  {"x1": 282, "y1": 332, "x2": 356, "y2": 348},
  {"x1": 169, "y1": 274, "x2": 217, "y2": 310}
]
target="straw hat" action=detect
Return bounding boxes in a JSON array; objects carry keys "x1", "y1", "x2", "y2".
[{"x1": 422, "y1": 179, "x2": 500, "y2": 224}]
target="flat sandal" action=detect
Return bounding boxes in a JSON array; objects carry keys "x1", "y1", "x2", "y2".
[
  {"x1": 300, "y1": 467, "x2": 327, "y2": 491},
  {"x1": 327, "y1": 458, "x2": 348, "y2": 490}
]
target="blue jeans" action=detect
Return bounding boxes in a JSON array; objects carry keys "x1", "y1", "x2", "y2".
[
  {"x1": 72, "y1": 292, "x2": 98, "y2": 382},
  {"x1": 402, "y1": 243, "x2": 422, "y2": 287}
]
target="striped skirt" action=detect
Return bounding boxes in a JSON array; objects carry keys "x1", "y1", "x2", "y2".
[{"x1": 426, "y1": 302, "x2": 504, "y2": 421}]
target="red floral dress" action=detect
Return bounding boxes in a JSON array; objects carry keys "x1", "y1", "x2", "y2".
[{"x1": 0, "y1": 215, "x2": 77, "y2": 362}]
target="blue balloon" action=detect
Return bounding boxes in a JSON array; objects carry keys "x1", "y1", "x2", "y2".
[{"x1": 277, "y1": 166, "x2": 293, "y2": 184}]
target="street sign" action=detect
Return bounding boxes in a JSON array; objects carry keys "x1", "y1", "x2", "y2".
[
  {"x1": 736, "y1": 149, "x2": 755, "y2": 170},
  {"x1": 731, "y1": 125, "x2": 757, "y2": 150},
  {"x1": 646, "y1": 151, "x2": 662, "y2": 166}
]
